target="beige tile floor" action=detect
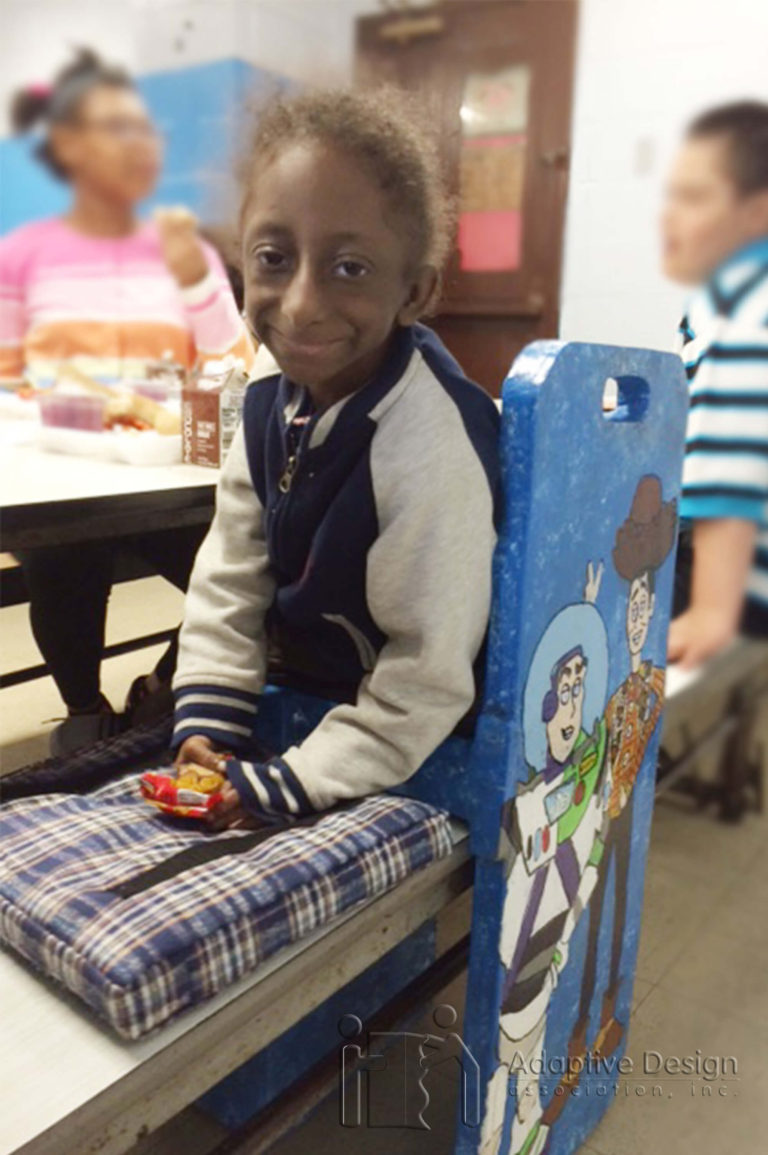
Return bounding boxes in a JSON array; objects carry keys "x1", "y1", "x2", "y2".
[
  {"x1": 261, "y1": 798, "x2": 768, "y2": 1155},
  {"x1": 2, "y1": 580, "x2": 767, "y2": 1153}
]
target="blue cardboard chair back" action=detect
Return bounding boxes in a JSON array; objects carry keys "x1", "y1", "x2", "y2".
[
  {"x1": 457, "y1": 341, "x2": 687, "y2": 1155},
  {"x1": 255, "y1": 339, "x2": 688, "y2": 1154}
]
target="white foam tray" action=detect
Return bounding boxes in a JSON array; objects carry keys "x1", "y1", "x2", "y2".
[{"x1": 37, "y1": 426, "x2": 182, "y2": 466}]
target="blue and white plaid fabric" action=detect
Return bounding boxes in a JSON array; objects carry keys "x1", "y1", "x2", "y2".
[{"x1": 0, "y1": 771, "x2": 453, "y2": 1039}]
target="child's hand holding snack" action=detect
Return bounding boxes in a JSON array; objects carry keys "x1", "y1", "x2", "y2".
[
  {"x1": 171, "y1": 735, "x2": 268, "y2": 830},
  {"x1": 154, "y1": 206, "x2": 210, "y2": 289},
  {"x1": 174, "y1": 734, "x2": 228, "y2": 775},
  {"x1": 205, "y1": 779, "x2": 270, "y2": 831},
  {"x1": 140, "y1": 758, "x2": 227, "y2": 820}
]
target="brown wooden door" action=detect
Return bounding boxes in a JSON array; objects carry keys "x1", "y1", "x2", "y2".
[{"x1": 356, "y1": 0, "x2": 577, "y2": 395}]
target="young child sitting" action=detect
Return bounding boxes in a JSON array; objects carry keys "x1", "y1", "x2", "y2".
[
  {"x1": 172, "y1": 89, "x2": 501, "y2": 827},
  {"x1": 662, "y1": 101, "x2": 768, "y2": 668}
]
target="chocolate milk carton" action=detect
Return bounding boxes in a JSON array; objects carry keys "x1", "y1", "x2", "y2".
[{"x1": 182, "y1": 358, "x2": 249, "y2": 468}]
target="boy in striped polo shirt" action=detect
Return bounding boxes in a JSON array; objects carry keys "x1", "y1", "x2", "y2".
[{"x1": 663, "y1": 102, "x2": 768, "y2": 668}]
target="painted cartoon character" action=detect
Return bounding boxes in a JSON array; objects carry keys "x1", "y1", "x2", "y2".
[
  {"x1": 481, "y1": 594, "x2": 610, "y2": 1155},
  {"x1": 545, "y1": 475, "x2": 676, "y2": 1119}
]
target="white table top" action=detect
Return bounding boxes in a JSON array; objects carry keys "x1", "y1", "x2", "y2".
[
  {"x1": 664, "y1": 661, "x2": 702, "y2": 700},
  {"x1": 0, "y1": 440, "x2": 216, "y2": 511},
  {"x1": 665, "y1": 639, "x2": 768, "y2": 705}
]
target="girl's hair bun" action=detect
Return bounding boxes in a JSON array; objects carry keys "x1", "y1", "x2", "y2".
[
  {"x1": 10, "y1": 47, "x2": 131, "y2": 135},
  {"x1": 10, "y1": 86, "x2": 52, "y2": 133}
]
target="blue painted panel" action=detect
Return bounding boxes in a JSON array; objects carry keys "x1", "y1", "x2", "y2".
[
  {"x1": 455, "y1": 343, "x2": 688, "y2": 1155},
  {"x1": 137, "y1": 57, "x2": 293, "y2": 219}
]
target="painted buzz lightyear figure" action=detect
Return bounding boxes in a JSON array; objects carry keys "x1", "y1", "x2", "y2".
[
  {"x1": 546, "y1": 475, "x2": 676, "y2": 1116},
  {"x1": 480, "y1": 581, "x2": 611, "y2": 1155}
]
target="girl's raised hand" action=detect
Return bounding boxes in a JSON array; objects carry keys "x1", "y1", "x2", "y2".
[{"x1": 154, "y1": 206, "x2": 209, "y2": 288}]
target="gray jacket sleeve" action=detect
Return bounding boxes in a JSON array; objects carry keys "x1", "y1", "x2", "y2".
[{"x1": 171, "y1": 420, "x2": 276, "y2": 752}]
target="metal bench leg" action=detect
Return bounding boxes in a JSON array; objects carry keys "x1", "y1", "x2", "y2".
[{"x1": 719, "y1": 684, "x2": 765, "y2": 822}]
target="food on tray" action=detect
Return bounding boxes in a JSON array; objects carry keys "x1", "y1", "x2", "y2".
[
  {"x1": 56, "y1": 364, "x2": 112, "y2": 397},
  {"x1": 104, "y1": 391, "x2": 181, "y2": 435},
  {"x1": 45, "y1": 365, "x2": 182, "y2": 435},
  {"x1": 140, "y1": 762, "x2": 227, "y2": 819},
  {"x1": 104, "y1": 413, "x2": 152, "y2": 432},
  {"x1": 38, "y1": 392, "x2": 105, "y2": 430},
  {"x1": 33, "y1": 363, "x2": 185, "y2": 462}
]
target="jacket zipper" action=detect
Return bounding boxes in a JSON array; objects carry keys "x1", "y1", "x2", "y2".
[
  {"x1": 271, "y1": 409, "x2": 315, "y2": 573},
  {"x1": 278, "y1": 417, "x2": 307, "y2": 494},
  {"x1": 278, "y1": 453, "x2": 298, "y2": 493}
]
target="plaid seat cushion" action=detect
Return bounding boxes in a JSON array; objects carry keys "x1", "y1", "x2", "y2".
[{"x1": 0, "y1": 771, "x2": 453, "y2": 1040}]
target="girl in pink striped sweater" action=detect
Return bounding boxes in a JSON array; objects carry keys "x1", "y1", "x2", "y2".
[{"x1": 1, "y1": 50, "x2": 256, "y2": 754}]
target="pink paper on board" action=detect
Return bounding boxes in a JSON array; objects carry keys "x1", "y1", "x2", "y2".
[
  {"x1": 457, "y1": 210, "x2": 522, "y2": 272},
  {"x1": 462, "y1": 133, "x2": 527, "y2": 151}
]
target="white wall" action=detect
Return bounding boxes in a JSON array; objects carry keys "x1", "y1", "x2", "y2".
[
  {"x1": 240, "y1": 0, "x2": 378, "y2": 85},
  {"x1": 560, "y1": 0, "x2": 768, "y2": 352},
  {"x1": 131, "y1": 0, "x2": 358, "y2": 83},
  {"x1": 0, "y1": 0, "x2": 379, "y2": 134}
]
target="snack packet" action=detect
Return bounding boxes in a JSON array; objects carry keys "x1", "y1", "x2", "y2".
[{"x1": 140, "y1": 762, "x2": 227, "y2": 819}]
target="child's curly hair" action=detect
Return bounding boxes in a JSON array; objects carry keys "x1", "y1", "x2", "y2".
[{"x1": 240, "y1": 87, "x2": 455, "y2": 302}]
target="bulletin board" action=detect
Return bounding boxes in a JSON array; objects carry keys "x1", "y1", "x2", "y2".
[{"x1": 457, "y1": 65, "x2": 530, "y2": 273}]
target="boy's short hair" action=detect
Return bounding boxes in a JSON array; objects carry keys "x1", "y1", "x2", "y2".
[{"x1": 687, "y1": 100, "x2": 768, "y2": 196}]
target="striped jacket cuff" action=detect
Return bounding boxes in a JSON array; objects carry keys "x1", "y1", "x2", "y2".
[
  {"x1": 226, "y1": 756, "x2": 315, "y2": 818},
  {"x1": 172, "y1": 685, "x2": 259, "y2": 754}
]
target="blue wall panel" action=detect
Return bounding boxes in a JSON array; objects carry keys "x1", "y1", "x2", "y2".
[{"x1": 0, "y1": 135, "x2": 69, "y2": 233}]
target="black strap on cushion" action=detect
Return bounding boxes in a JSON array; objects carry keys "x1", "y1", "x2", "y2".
[{"x1": 109, "y1": 808, "x2": 329, "y2": 900}]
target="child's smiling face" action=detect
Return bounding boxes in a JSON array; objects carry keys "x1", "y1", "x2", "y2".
[{"x1": 242, "y1": 141, "x2": 437, "y2": 404}]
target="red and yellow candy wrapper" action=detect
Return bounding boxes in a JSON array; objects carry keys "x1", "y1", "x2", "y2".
[{"x1": 140, "y1": 762, "x2": 227, "y2": 819}]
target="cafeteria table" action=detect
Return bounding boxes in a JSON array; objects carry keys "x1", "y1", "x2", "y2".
[
  {"x1": 0, "y1": 432, "x2": 217, "y2": 553},
  {"x1": 0, "y1": 426, "x2": 217, "y2": 687}
]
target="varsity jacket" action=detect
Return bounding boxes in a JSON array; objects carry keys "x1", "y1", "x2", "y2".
[{"x1": 172, "y1": 323, "x2": 500, "y2": 817}]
